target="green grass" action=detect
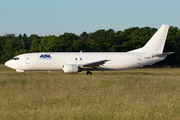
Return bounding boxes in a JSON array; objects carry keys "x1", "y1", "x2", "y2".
[{"x1": 0, "y1": 65, "x2": 180, "y2": 119}]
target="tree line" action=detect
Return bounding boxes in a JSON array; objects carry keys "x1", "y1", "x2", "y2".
[{"x1": 0, "y1": 26, "x2": 180, "y2": 65}]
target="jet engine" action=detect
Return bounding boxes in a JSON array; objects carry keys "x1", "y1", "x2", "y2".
[{"x1": 62, "y1": 64, "x2": 82, "y2": 73}]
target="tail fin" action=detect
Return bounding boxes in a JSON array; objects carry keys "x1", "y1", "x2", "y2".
[{"x1": 129, "y1": 25, "x2": 169, "y2": 53}]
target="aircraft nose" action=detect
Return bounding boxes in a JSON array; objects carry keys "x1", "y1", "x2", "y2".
[
  {"x1": 5, "y1": 60, "x2": 13, "y2": 68},
  {"x1": 5, "y1": 61, "x2": 10, "y2": 67}
]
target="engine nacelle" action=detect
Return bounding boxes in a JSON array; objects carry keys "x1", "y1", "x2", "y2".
[{"x1": 62, "y1": 64, "x2": 82, "y2": 73}]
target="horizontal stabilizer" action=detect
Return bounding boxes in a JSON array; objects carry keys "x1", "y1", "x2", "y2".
[{"x1": 151, "y1": 52, "x2": 174, "y2": 58}]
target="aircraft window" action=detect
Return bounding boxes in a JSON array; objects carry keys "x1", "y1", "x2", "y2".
[
  {"x1": 80, "y1": 58, "x2": 82, "y2": 60},
  {"x1": 12, "y1": 57, "x2": 19, "y2": 60},
  {"x1": 75, "y1": 58, "x2": 77, "y2": 60}
]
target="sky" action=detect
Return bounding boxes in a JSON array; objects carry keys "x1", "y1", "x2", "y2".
[{"x1": 0, "y1": 0, "x2": 180, "y2": 36}]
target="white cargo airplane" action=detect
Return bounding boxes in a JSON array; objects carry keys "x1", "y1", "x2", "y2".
[{"x1": 5, "y1": 25, "x2": 173, "y2": 75}]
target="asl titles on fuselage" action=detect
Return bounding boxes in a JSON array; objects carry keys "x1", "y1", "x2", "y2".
[{"x1": 39, "y1": 54, "x2": 52, "y2": 60}]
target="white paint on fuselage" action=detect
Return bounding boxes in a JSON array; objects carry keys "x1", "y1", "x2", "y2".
[{"x1": 5, "y1": 52, "x2": 164, "y2": 71}]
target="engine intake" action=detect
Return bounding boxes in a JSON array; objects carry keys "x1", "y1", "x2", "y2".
[{"x1": 62, "y1": 64, "x2": 82, "y2": 73}]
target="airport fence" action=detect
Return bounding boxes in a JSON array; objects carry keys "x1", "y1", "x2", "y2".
[{"x1": 141, "y1": 65, "x2": 180, "y2": 68}]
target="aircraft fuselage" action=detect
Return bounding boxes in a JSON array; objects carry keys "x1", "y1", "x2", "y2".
[{"x1": 5, "y1": 52, "x2": 164, "y2": 71}]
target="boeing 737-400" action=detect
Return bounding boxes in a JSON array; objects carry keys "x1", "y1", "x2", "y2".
[{"x1": 5, "y1": 25, "x2": 173, "y2": 75}]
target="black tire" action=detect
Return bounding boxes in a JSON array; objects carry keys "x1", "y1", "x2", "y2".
[{"x1": 86, "y1": 71, "x2": 92, "y2": 75}]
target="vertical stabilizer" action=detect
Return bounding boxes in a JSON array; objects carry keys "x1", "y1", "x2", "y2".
[{"x1": 129, "y1": 25, "x2": 169, "y2": 53}]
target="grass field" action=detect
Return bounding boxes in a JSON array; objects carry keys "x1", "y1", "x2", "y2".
[{"x1": 0, "y1": 64, "x2": 180, "y2": 120}]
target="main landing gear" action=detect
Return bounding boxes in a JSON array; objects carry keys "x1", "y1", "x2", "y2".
[
  {"x1": 86, "y1": 70, "x2": 92, "y2": 75},
  {"x1": 22, "y1": 73, "x2": 25, "y2": 76}
]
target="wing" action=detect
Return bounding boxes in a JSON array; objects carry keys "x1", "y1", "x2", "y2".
[{"x1": 80, "y1": 60, "x2": 109, "y2": 69}]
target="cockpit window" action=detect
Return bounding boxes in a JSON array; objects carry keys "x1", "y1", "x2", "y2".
[{"x1": 12, "y1": 57, "x2": 19, "y2": 60}]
